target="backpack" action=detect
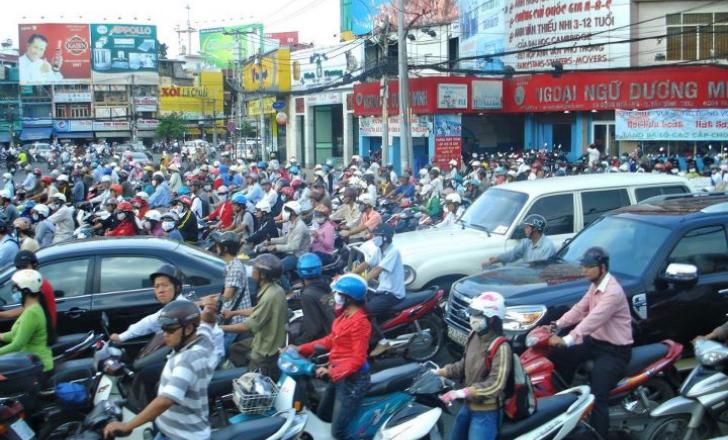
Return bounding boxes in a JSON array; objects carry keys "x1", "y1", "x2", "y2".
[{"x1": 486, "y1": 336, "x2": 537, "y2": 421}]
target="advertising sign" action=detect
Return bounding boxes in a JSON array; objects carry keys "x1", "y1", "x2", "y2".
[
  {"x1": 243, "y1": 48, "x2": 291, "y2": 93},
  {"x1": 504, "y1": 0, "x2": 631, "y2": 70},
  {"x1": 54, "y1": 91, "x2": 93, "y2": 103},
  {"x1": 199, "y1": 24, "x2": 265, "y2": 69},
  {"x1": 438, "y1": 84, "x2": 468, "y2": 109},
  {"x1": 159, "y1": 72, "x2": 224, "y2": 119},
  {"x1": 433, "y1": 114, "x2": 462, "y2": 170},
  {"x1": 472, "y1": 80, "x2": 503, "y2": 109},
  {"x1": 359, "y1": 115, "x2": 431, "y2": 137},
  {"x1": 90, "y1": 24, "x2": 158, "y2": 85},
  {"x1": 54, "y1": 119, "x2": 93, "y2": 132},
  {"x1": 265, "y1": 31, "x2": 299, "y2": 47},
  {"x1": 458, "y1": 0, "x2": 506, "y2": 71},
  {"x1": 93, "y1": 120, "x2": 130, "y2": 131},
  {"x1": 136, "y1": 119, "x2": 159, "y2": 130},
  {"x1": 615, "y1": 109, "x2": 728, "y2": 141},
  {"x1": 343, "y1": 0, "x2": 458, "y2": 36},
  {"x1": 18, "y1": 23, "x2": 91, "y2": 85},
  {"x1": 291, "y1": 41, "x2": 364, "y2": 92}
]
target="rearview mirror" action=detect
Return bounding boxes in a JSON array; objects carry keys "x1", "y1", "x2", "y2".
[{"x1": 659, "y1": 263, "x2": 698, "y2": 285}]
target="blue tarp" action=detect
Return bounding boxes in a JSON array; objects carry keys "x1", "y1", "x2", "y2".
[{"x1": 20, "y1": 127, "x2": 53, "y2": 141}]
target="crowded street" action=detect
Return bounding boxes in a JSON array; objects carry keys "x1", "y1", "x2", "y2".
[{"x1": 0, "y1": 1, "x2": 726, "y2": 439}]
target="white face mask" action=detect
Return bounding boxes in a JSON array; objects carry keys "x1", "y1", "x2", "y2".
[
  {"x1": 281, "y1": 209, "x2": 291, "y2": 221},
  {"x1": 218, "y1": 194, "x2": 227, "y2": 201},
  {"x1": 469, "y1": 315, "x2": 488, "y2": 333},
  {"x1": 143, "y1": 220, "x2": 152, "y2": 230},
  {"x1": 373, "y1": 236, "x2": 384, "y2": 247},
  {"x1": 116, "y1": 212, "x2": 126, "y2": 221},
  {"x1": 162, "y1": 221, "x2": 175, "y2": 232},
  {"x1": 334, "y1": 293, "x2": 345, "y2": 306},
  {"x1": 312, "y1": 216, "x2": 324, "y2": 225}
]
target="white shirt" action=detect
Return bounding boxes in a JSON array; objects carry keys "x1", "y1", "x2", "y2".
[
  {"x1": 265, "y1": 189, "x2": 278, "y2": 207},
  {"x1": 587, "y1": 147, "x2": 600, "y2": 166},
  {"x1": 19, "y1": 54, "x2": 63, "y2": 84},
  {"x1": 376, "y1": 245, "x2": 406, "y2": 300}
]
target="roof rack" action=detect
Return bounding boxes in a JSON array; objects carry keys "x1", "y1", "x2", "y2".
[{"x1": 638, "y1": 191, "x2": 728, "y2": 205}]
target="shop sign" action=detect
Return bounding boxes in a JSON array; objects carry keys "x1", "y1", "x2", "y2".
[
  {"x1": 354, "y1": 77, "x2": 476, "y2": 116},
  {"x1": 54, "y1": 119, "x2": 93, "y2": 132},
  {"x1": 358, "y1": 115, "x2": 431, "y2": 137},
  {"x1": 93, "y1": 120, "x2": 130, "y2": 131},
  {"x1": 472, "y1": 80, "x2": 503, "y2": 109},
  {"x1": 54, "y1": 91, "x2": 92, "y2": 103},
  {"x1": 615, "y1": 109, "x2": 728, "y2": 141},
  {"x1": 136, "y1": 119, "x2": 159, "y2": 130},
  {"x1": 433, "y1": 114, "x2": 462, "y2": 170},
  {"x1": 242, "y1": 48, "x2": 291, "y2": 93},
  {"x1": 438, "y1": 84, "x2": 468, "y2": 109},
  {"x1": 22, "y1": 118, "x2": 53, "y2": 127},
  {"x1": 307, "y1": 92, "x2": 342, "y2": 106},
  {"x1": 247, "y1": 97, "x2": 277, "y2": 116},
  {"x1": 95, "y1": 107, "x2": 127, "y2": 118},
  {"x1": 133, "y1": 96, "x2": 158, "y2": 106},
  {"x1": 503, "y1": 66, "x2": 728, "y2": 112}
]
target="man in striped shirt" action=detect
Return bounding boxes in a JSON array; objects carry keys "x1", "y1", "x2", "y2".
[{"x1": 103, "y1": 296, "x2": 219, "y2": 440}]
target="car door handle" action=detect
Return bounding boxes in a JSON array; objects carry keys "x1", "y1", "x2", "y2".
[
  {"x1": 66, "y1": 307, "x2": 88, "y2": 319},
  {"x1": 719, "y1": 289, "x2": 728, "y2": 298}
]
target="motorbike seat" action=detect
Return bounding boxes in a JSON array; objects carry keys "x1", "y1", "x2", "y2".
[
  {"x1": 624, "y1": 343, "x2": 669, "y2": 377},
  {"x1": 52, "y1": 332, "x2": 93, "y2": 357},
  {"x1": 391, "y1": 289, "x2": 438, "y2": 312},
  {"x1": 498, "y1": 393, "x2": 578, "y2": 440},
  {"x1": 208, "y1": 367, "x2": 248, "y2": 399},
  {"x1": 46, "y1": 357, "x2": 96, "y2": 387},
  {"x1": 367, "y1": 363, "x2": 421, "y2": 397},
  {"x1": 211, "y1": 415, "x2": 286, "y2": 440}
]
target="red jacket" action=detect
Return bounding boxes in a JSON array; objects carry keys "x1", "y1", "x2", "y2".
[
  {"x1": 41, "y1": 278, "x2": 57, "y2": 329},
  {"x1": 208, "y1": 201, "x2": 234, "y2": 229},
  {"x1": 106, "y1": 219, "x2": 137, "y2": 237},
  {"x1": 299, "y1": 309, "x2": 371, "y2": 382}
]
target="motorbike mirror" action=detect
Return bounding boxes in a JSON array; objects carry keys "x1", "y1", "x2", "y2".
[{"x1": 659, "y1": 263, "x2": 698, "y2": 286}]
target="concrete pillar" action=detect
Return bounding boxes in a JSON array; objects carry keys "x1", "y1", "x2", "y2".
[
  {"x1": 343, "y1": 110, "x2": 352, "y2": 164},
  {"x1": 304, "y1": 101, "x2": 315, "y2": 168}
]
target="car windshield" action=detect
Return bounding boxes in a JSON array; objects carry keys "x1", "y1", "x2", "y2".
[
  {"x1": 556, "y1": 216, "x2": 671, "y2": 278},
  {"x1": 459, "y1": 188, "x2": 528, "y2": 234}
]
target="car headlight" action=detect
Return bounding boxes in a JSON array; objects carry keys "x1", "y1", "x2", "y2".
[
  {"x1": 503, "y1": 305, "x2": 547, "y2": 332},
  {"x1": 403, "y1": 265, "x2": 416, "y2": 286}
]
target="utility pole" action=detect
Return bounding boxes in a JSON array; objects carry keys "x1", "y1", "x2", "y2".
[
  {"x1": 223, "y1": 29, "x2": 256, "y2": 160},
  {"x1": 257, "y1": 51, "x2": 265, "y2": 161},
  {"x1": 212, "y1": 98, "x2": 218, "y2": 145},
  {"x1": 397, "y1": 0, "x2": 412, "y2": 172},
  {"x1": 176, "y1": 3, "x2": 196, "y2": 55},
  {"x1": 378, "y1": 20, "x2": 391, "y2": 166},
  {"x1": 130, "y1": 74, "x2": 137, "y2": 143}
]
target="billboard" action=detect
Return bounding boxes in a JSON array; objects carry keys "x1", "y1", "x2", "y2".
[
  {"x1": 433, "y1": 114, "x2": 462, "y2": 170},
  {"x1": 291, "y1": 41, "x2": 364, "y2": 92},
  {"x1": 342, "y1": 0, "x2": 458, "y2": 36},
  {"x1": 615, "y1": 109, "x2": 728, "y2": 141},
  {"x1": 18, "y1": 23, "x2": 91, "y2": 85},
  {"x1": 243, "y1": 48, "x2": 291, "y2": 93},
  {"x1": 199, "y1": 24, "x2": 267, "y2": 69},
  {"x1": 159, "y1": 71, "x2": 224, "y2": 119},
  {"x1": 265, "y1": 32, "x2": 299, "y2": 47},
  {"x1": 90, "y1": 23, "x2": 158, "y2": 85},
  {"x1": 458, "y1": 0, "x2": 506, "y2": 71}
]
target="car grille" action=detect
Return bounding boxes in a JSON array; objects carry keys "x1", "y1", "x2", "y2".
[{"x1": 446, "y1": 289, "x2": 472, "y2": 334}]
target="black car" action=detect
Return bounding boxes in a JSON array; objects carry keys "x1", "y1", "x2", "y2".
[
  {"x1": 445, "y1": 193, "x2": 728, "y2": 351},
  {"x1": 0, "y1": 237, "x2": 225, "y2": 339}
]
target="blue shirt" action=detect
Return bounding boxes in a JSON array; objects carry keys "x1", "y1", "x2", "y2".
[
  {"x1": 394, "y1": 184, "x2": 415, "y2": 199},
  {"x1": 149, "y1": 182, "x2": 172, "y2": 208},
  {"x1": 22, "y1": 174, "x2": 36, "y2": 192},
  {"x1": 35, "y1": 220, "x2": 55, "y2": 247},
  {"x1": 245, "y1": 183, "x2": 264, "y2": 204},
  {"x1": 376, "y1": 245, "x2": 406, "y2": 299},
  {"x1": 498, "y1": 235, "x2": 557, "y2": 264},
  {"x1": 0, "y1": 235, "x2": 18, "y2": 268}
]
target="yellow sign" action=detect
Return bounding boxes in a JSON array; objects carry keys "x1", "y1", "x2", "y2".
[
  {"x1": 247, "y1": 97, "x2": 277, "y2": 116},
  {"x1": 243, "y1": 48, "x2": 291, "y2": 93},
  {"x1": 160, "y1": 71, "x2": 224, "y2": 118}
]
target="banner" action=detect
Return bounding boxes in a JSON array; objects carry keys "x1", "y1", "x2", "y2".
[
  {"x1": 54, "y1": 119, "x2": 93, "y2": 132},
  {"x1": 199, "y1": 24, "x2": 267, "y2": 69},
  {"x1": 615, "y1": 109, "x2": 728, "y2": 141},
  {"x1": 243, "y1": 48, "x2": 291, "y2": 93},
  {"x1": 458, "y1": 0, "x2": 506, "y2": 71},
  {"x1": 472, "y1": 80, "x2": 503, "y2": 109},
  {"x1": 291, "y1": 41, "x2": 364, "y2": 92},
  {"x1": 358, "y1": 115, "x2": 431, "y2": 137},
  {"x1": 18, "y1": 23, "x2": 91, "y2": 85},
  {"x1": 343, "y1": 0, "x2": 458, "y2": 36},
  {"x1": 433, "y1": 114, "x2": 462, "y2": 170},
  {"x1": 90, "y1": 24, "x2": 158, "y2": 85},
  {"x1": 159, "y1": 71, "x2": 224, "y2": 119},
  {"x1": 438, "y1": 84, "x2": 468, "y2": 109}
]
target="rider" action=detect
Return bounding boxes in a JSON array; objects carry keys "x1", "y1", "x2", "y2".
[
  {"x1": 548, "y1": 247, "x2": 633, "y2": 439},
  {"x1": 437, "y1": 192, "x2": 465, "y2": 228},
  {"x1": 295, "y1": 253, "x2": 335, "y2": 344},
  {"x1": 330, "y1": 188, "x2": 360, "y2": 231},
  {"x1": 294, "y1": 274, "x2": 371, "y2": 440},
  {"x1": 263, "y1": 201, "x2": 311, "y2": 282},
  {"x1": 161, "y1": 212, "x2": 184, "y2": 242},
  {"x1": 103, "y1": 298, "x2": 218, "y2": 440},
  {"x1": 47, "y1": 193, "x2": 75, "y2": 243},
  {"x1": 340, "y1": 194, "x2": 381, "y2": 241},
  {"x1": 482, "y1": 214, "x2": 556, "y2": 267},
  {"x1": 171, "y1": 195, "x2": 198, "y2": 242},
  {"x1": 222, "y1": 254, "x2": 287, "y2": 378},
  {"x1": 142, "y1": 210, "x2": 165, "y2": 237},
  {"x1": 213, "y1": 231, "x2": 251, "y2": 353},
  {"x1": 13, "y1": 217, "x2": 39, "y2": 252},
  {"x1": 434, "y1": 292, "x2": 512, "y2": 440},
  {"x1": 205, "y1": 185, "x2": 234, "y2": 230},
  {"x1": 226, "y1": 193, "x2": 255, "y2": 238},
  {"x1": 31, "y1": 204, "x2": 54, "y2": 247},
  {"x1": 245, "y1": 199, "x2": 278, "y2": 248},
  {"x1": 417, "y1": 183, "x2": 442, "y2": 219},
  {"x1": 311, "y1": 205, "x2": 336, "y2": 265},
  {"x1": 105, "y1": 201, "x2": 139, "y2": 237}
]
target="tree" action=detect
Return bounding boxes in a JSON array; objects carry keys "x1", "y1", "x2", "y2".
[
  {"x1": 156, "y1": 113, "x2": 186, "y2": 141},
  {"x1": 158, "y1": 42, "x2": 169, "y2": 60}
]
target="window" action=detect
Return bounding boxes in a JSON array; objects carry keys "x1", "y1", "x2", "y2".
[
  {"x1": 666, "y1": 13, "x2": 728, "y2": 60},
  {"x1": 43, "y1": 259, "x2": 91, "y2": 298},
  {"x1": 99, "y1": 256, "x2": 167, "y2": 293},
  {"x1": 525, "y1": 194, "x2": 574, "y2": 235},
  {"x1": 581, "y1": 189, "x2": 631, "y2": 226},
  {"x1": 668, "y1": 226, "x2": 728, "y2": 275},
  {"x1": 635, "y1": 185, "x2": 689, "y2": 202},
  {"x1": 0, "y1": 268, "x2": 16, "y2": 306}
]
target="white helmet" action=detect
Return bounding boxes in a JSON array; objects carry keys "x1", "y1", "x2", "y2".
[
  {"x1": 445, "y1": 193, "x2": 462, "y2": 204},
  {"x1": 418, "y1": 168, "x2": 428, "y2": 177},
  {"x1": 0, "y1": 190, "x2": 11, "y2": 200},
  {"x1": 357, "y1": 194, "x2": 375, "y2": 207},
  {"x1": 282, "y1": 201, "x2": 301, "y2": 215},
  {"x1": 420, "y1": 184, "x2": 433, "y2": 196},
  {"x1": 51, "y1": 193, "x2": 67, "y2": 203},
  {"x1": 57, "y1": 174, "x2": 69, "y2": 182},
  {"x1": 144, "y1": 209, "x2": 162, "y2": 222},
  {"x1": 468, "y1": 291, "x2": 506, "y2": 320},
  {"x1": 135, "y1": 191, "x2": 150, "y2": 201},
  {"x1": 32, "y1": 204, "x2": 50, "y2": 218},
  {"x1": 12, "y1": 269, "x2": 43, "y2": 293},
  {"x1": 100, "y1": 175, "x2": 111, "y2": 183},
  {"x1": 449, "y1": 159, "x2": 458, "y2": 167},
  {"x1": 255, "y1": 199, "x2": 272, "y2": 213}
]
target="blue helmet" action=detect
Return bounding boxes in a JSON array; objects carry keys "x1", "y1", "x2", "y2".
[
  {"x1": 177, "y1": 186, "x2": 191, "y2": 196},
  {"x1": 257, "y1": 161, "x2": 268, "y2": 170},
  {"x1": 297, "y1": 253, "x2": 322, "y2": 279},
  {"x1": 331, "y1": 274, "x2": 368, "y2": 301},
  {"x1": 231, "y1": 192, "x2": 248, "y2": 205},
  {"x1": 289, "y1": 165, "x2": 300, "y2": 175}
]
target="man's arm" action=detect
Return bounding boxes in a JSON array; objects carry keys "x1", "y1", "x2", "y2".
[{"x1": 496, "y1": 240, "x2": 526, "y2": 264}]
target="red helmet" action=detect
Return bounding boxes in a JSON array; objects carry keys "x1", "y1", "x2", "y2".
[
  {"x1": 117, "y1": 201, "x2": 134, "y2": 212},
  {"x1": 41, "y1": 176, "x2": 53, "y2": 185},
  {"x1": 280, "y1": 186, "x2": 295, "y2": 199},
  {"x1": 110, "y1": 184, "x2": 123, "y2": 194},
  {"x1": 290, "y1": 178, "x2": 303, "y2": 190},
  {"x1": 176, "y1": 195, "x2": 192, "y2": 207},
  {"x1": 33, "y1": 168, "x2": 42, "y2": 176}
]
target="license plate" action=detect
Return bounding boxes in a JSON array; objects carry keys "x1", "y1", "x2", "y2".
[
  {"x1": 10, "y1": 419, "x2": 35, "y2": 440},
  {"x1": 447, "y1": 326, "x2": 468, "y2": 347}
]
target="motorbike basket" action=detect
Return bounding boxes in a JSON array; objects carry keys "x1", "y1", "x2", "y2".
[{"x1": 231, "y1": 375, "x2": 279, "y2": 415}]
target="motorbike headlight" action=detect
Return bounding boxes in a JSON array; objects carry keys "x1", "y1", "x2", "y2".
[
  {"x1": 503, "y1": 305, "x2": 547, "y2": 332},
  {"x1": 403, "y1": 265, "x2": 416, "y2": 286},
  {"x1": 696, "y1": 340, "x2": 728, "y2": 367}
]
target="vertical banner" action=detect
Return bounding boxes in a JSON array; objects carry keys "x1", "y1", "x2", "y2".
[
  {"x1": 18, "y1": 23, "x2": 91, "y2": 85},
  {"x1": 90, "y1": 23, "x2": 158, "y2": 85},
  {"x1": 433, "y1": 114, "x2": 462, "y2": 169}
]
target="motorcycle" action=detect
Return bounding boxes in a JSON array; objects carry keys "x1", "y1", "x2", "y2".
[
  {"x1": 642, "y1": 338, "x2": 728, "y2": 440},
  {"x1": 522, "y1": 326, "x2": 683, "y2": 436}
]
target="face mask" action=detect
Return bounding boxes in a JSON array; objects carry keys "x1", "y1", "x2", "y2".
[
  {"x1": 204, "y1": 184, "x2": 212, "y2": 192},
  {"x1": 312, "y1": 216, "x2": 324, "y2": 225},
  {"x1": 373, "y1": 236, "x2": 384, "y2": 247},
  {"x1": 281, "y1": 210, "x2": 291, "y2": 221},
  {"x1": 31, "y1": 213, "x2": 39, "y2": 222},
  {"x1": 218, "y1": 194, "x2": 227, "y2": 202},
  {"x1": 116, "y1": 213, "x2": 126, "y2": 221},
  {"x1": 152, "y1": 181, "x2": 158, "y2": 187},
  {"x1": 143, "y1": 220, "x2": 152, "y2": 230},
  {"x1": 469, "y1": 315, "x2": 488, "y2": 333},
  {"x1": 334, "y1": 293, "x2": 345, "y2": 306},
  {"x1": 12, "y1": 291, "x2": 22, "y2": 304},
  {"x1": 162, "y1": 221, "x2": 175, "y2": 232},
  {"x1": 50, "y1": 203, "x2": 60, "y2": 211}
]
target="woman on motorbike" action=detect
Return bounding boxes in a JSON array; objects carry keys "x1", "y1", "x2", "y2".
[
  {"x1": 293, "y1": 274, "x2": 372, "y2": 440},
  {"x1": 0, "y1": 269, "x2": 55, "y2": 372},
  {"x1": 433, "y1": 291, "x2": 512, "y2": 440},
  {"x1": 142, "y1": 209, "x2": 165, "y2": 237},
  {"x1": 13, "y1": 217, "x2": 39, "y2": 252},
  {"x1": 106, "y1": 200, "x2": 140, "y2": 237}
]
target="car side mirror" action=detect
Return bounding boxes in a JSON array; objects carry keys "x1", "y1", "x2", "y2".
[{"x1": 659, "y1": 263, "x2": 698, "y2": 286}]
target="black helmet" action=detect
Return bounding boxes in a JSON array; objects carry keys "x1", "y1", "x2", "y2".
[
  {"x1": 253, "y1": 254, "x2": 282, "y2": 281},
  {"x1": 579, "y1": 247, "x2": 609, "y2": 269},
  {"x1": 522, "y1": 214, "x2": 547, "y2": 233},
  {"x1": 214, "y1": 231, "x2": 241, "y2": 254},
  {"x1": 0, "y1": 219, "x2": 7, "y2": 235},
  {"x1": 149, "y1": 264, "x2": 183, "y2": 292},
  {"x1": 14, "y1": 250, "x2": 39, "y2": 269},
  {"x1": 157, "y1": 300, "x2": 200, "y2": 329},
  {"x1": 373, "y1": 223, "x2": 395, "y2": 242}
]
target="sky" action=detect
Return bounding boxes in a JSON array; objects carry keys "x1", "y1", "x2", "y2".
[{"x1": 0, "y1": 0, "x2": 340, "y2": 55}]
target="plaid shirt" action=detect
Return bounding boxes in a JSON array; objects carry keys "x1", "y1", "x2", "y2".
[{"x1": 222, "y1": 258, "x2": 249, "y2": 325}]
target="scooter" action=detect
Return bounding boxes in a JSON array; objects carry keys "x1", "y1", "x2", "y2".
[
  {"x1": 522, "y1": 326, "x2": 683, "y2": 436},
  {"x1": 642, "y1": 339, "x2": 728, "y2": 440},
  {"x1": 375, "y1": 385, "x2": 597, "y2": 440}
]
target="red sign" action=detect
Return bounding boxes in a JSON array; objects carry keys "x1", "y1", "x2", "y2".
[
  {"x1": 18, "y1": 23, "x2": 91, "y2": 84},
  {"x1": 265, "y1": 31, "x2": 299, "y2": 47},
  {"x1": 502, "y1": 65, "x2": 728, "y2": 112},
  {"x1": 433, "y1": 115, "x2": 462, "y2": 170}
]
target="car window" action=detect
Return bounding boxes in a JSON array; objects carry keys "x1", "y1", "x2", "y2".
[
  {"x1": 581, "y1": 189, "x2": 631, "y2": 226},
  {"x1": 668, "y1": 226, "x2": 728, "y2": 275},
  {"x1": 43, "y1": 259, "x2": 91, "y2": 298},
  {"x1": 525, "y1": 194, "x2": 574, "y2": 235},
  {"x1": 0, "y1": 268, "x2": 16, "y2": 306},
  {"x1": 635, "y1": 185, "x2": 689, "y2": 202},
  {"x1": 99, "y1": 256, "x2": 167, "y2": 293}
]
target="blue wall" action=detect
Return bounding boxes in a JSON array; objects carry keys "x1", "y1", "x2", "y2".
[{"x1": 523, "y1": 112, "x2": 589, "y2": 162}]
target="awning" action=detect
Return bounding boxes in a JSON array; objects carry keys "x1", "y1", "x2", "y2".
[
  {"x1": 56, "y1": 132, "x2": 94, "y2": 139},
  {"x1": 0, "y1": 132, "x2": 10, "y2": 143},
  {"x1": 20, "y1": 127, "x2": 53, "y2": 141},
  {"x1": 137, "y1": 130, "x2": 157, "y2": 139},
  {"x1": 94, "y1": 131, "x2": 130, "y2": 138}
]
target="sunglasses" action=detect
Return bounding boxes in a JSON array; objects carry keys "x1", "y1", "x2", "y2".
[{"x1": 161, "y1": 325, "x2": 182, "y2": 334}]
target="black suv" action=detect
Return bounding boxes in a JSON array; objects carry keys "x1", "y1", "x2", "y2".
[{"x1": 445, "y1": 193, "x2": 728, "y2": 351}]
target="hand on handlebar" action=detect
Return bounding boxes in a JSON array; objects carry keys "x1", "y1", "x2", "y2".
[
  {"x1": 315, "y1": 366, "x2": 330, "y2": 378},
  {"x1": 109, "y1": 334, "x2": 123, "y2": 344},
  {"x1": 103, "y1": 421, "x2": 131, "y2": 439}
]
